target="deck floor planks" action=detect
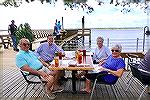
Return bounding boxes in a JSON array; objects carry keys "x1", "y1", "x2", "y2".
[{"x1": 2, "y1": 67, "x2": 150, "y2": 100}]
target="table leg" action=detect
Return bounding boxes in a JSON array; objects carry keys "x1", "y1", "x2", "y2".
[{"x1": 72, "y1": 70, "x2": 77, "y2": 94}]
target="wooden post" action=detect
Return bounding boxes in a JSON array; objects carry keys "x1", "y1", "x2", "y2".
[
  {"x1": 82, "y1": 16, "x2": 84, "y2": 47},
  {"x1": 62, "y1": 17, "x2": 64, "y2": 30}
]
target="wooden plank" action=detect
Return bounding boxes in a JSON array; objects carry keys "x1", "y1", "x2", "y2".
[
  {"x1": 2, "y1": 67, "x2": 150, "y2": 100},
  {"x1": 121, "y1": 52, "x2": 144, "y2": 59}
]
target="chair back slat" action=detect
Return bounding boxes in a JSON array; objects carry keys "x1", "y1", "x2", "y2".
[{"x1": 129, "y1": 63, "x2": 150, "y2": 85}]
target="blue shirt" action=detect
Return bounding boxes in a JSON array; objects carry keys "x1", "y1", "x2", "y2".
[
  {"x1": 93, "y1": 45, "x2": 111, "y2": 62},
  {"x1": 101, "y1": 55, "x2": 126, "y2": 84},
  {"x1": 35, "y1": 42, "x2": 64, "y2": 62},
  {"x1": 16, "y1": 50, "x2": 43, "y2": 70}
]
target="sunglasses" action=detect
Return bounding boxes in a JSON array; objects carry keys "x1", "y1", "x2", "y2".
[
  {"x1": 22, "y1": 43, "x2": 30, "y2": 47},
  {"x1": 111, "y1": 50, "x2": 120, "y2": 52}
]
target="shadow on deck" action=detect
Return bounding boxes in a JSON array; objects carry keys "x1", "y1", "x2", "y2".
[{"x1": 1, "y1": 67, "x2": 150, "y2": 100}]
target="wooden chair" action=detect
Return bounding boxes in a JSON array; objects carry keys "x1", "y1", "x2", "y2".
[
  {"x1": 90, "y1": 72, "x2": 118, "y2": 100},
  {"x1": 20, "y1": 70, "x2": 48, "y2": 99}
]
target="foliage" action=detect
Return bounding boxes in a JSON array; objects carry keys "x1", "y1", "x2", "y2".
[
  {"x1": 15, "y1": 23, "x2": 34, "y2": 45},
  {"x1": 0, "y1": 0, "x2": 150, "y2": 14}
]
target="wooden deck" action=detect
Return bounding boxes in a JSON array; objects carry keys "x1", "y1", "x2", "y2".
[
  {"x1": 1, "y1": 49, "x2": 150, "y2": 100},
  {"x1": 1, "y1": 67, "x2": 150, "y2": 100}
]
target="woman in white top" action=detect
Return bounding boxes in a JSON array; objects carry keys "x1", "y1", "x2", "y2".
[{"x1": 93, "y1": 36, "x2": 111, "y2": 64}]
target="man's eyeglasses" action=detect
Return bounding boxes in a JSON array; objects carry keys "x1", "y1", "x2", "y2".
[
  {"x1": 22, "y1": 43, "x2": 30, "y2": 47},
  {"x1": 111, "y1": 50, "x2": 120, "y2": 52}
]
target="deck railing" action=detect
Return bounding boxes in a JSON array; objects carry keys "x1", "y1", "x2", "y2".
[{"x1": 0, "y1": 29, "x2": 149, "y2": 52}]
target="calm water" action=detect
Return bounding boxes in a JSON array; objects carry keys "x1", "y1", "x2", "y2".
[{"x1": 90, "y1": 29, "x2": 150, "y2": 52}]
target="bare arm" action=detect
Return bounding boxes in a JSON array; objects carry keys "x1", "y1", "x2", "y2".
[
  {"x1": 21, "y1": 64, "x2": 48, "y2": 78},
  {"x1": 99, "y1": 67, "x2": 124, "y2": 77},
  {"x1": 39, "y1": 58, "x2": 50, "y2": 68}
]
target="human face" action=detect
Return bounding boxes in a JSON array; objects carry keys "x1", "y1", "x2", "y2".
[
  {"x1": 97, "y1": 39, "x2": 103, "y2": 48},
  {"x1": 47, "y1": 36, "x2": 54, "y2": 45},
  {"x1": 111, "y1": 48, "x2": 121, "y2": 58},
  {"x1": 20, "y1": 40, "x2": 30, "y2": 51}
]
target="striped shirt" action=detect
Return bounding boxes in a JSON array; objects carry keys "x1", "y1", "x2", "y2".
[{"x1": 35, "y1": 42, "x2": 64, "y2": 62}]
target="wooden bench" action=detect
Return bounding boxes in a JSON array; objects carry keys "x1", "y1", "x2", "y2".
[
  {"x1": 0, "y1": 35, "x2": 12, "y2": 49},
  {"x1": 121, "y1": 52, "x2": 144, "y2": 59}
]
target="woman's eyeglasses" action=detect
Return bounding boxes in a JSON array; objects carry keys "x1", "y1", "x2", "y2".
[
  {"x1": 22, "y1": 43, "x2": 30, "y2": 47},
  {"x1": 111, "y1": 50, "x2": 120, "y2": 52}
]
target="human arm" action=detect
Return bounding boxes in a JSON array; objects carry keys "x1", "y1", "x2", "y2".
[
  {"x1": 21, "y1": 64, "x2": 49, "y2": 78},
  {"x1": 98, "y1": 57, "x2": 125, "y2": 77},
  {"x1": 39, "y1": 58, "x2": 50, "y2": 68},
  {"x1": 98, "y1": 58, "x2": 107, "y2": 65},
  {"x1": 99, "y1": 67, "x2": 124, "y2": 77},
  {"x1": 34, "y1": 45, "x2": 43, "y2": 58}
]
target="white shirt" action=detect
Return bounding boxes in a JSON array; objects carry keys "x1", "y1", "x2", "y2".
[{"x1": 93, "y1": 45, "x2": 111, "y2": 62}]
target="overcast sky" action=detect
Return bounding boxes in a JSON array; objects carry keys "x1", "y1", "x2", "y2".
[{"x1": 0, "y1": 0, "x2": 150, "y2": 30}]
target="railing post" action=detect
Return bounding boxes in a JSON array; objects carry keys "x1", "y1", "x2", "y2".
[
  {"x1": 82, "y1": 16, "x2": 84, "y2": 47},
  {"x1": 136, "y1": 38, "x2": 139, "y2": 52},
  {"x1": 107, "y1": 38, "x2": 109, "y2": 47}
]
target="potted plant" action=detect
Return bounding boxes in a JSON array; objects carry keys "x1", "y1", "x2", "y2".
[{"x1": 15, "y1": 23, "x2": 34, "y2": 50}]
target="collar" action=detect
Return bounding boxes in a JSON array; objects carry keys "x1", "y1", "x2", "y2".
[{"x1": 19, "y1": 50, "x2": 31, "y2": 54}]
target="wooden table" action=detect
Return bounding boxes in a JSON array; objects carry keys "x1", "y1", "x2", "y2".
[{"x1": 48, "y1": 55, "x2": 94, "y2": 93}]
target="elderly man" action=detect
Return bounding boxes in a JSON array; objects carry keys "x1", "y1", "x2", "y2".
[
  {"x1": 35, "y1": 34, "x2": 64, "y2": 63},
  {"x1": 35, "y1": 34, "x2": 66, "y2": 85},
  {"x1": 16, "y1": 38, "x2": 62, "y2": 99}
]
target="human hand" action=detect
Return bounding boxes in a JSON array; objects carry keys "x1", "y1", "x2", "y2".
[{"x1": 99, "y1": 67, "x2": 110, "y2": 72}]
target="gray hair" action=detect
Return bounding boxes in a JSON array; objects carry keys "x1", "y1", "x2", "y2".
[
  {"x1": 111, "y1": 44, "x2": 122, "y2": 52},
  {"x1": 97, "y1": 36, "x2": 104, "y2": 42},
  {"x1": 19, "y1": 38, "x2": 30, "y2": 46}
]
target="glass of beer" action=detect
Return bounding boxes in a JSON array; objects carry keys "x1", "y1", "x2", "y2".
[
  {"x1": 78, "y1": 52, "x2": 82, "y2": 64},
  {"x1": 54, "y1": 57, "x2": 59, "y2": 67}
]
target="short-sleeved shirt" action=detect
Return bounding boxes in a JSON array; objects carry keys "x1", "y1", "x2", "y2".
[
  {"x1": 35, "y1": 42, "x2": 64, "y2": 62},
  {"x1": 101, "y1": 55, "x2": 126, "y2": 84},
  {"x1": 93, "y1": 45, "x2": 111, "y2": 62},
  {"x1": 16, "y1": 50, "x2": 43, "y2": 70}
]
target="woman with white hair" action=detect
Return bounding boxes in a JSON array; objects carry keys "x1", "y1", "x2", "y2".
[
  {"x1": 81, "y1": 44, "x2": 126, "y2": 93},
  {"x1": 93, "y1": 36, "x2": 111, "y2": 64}
]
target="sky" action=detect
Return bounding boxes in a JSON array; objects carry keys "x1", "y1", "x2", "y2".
[{"x1": 0, "y1": 0, "x2": 150, "y2": 30}]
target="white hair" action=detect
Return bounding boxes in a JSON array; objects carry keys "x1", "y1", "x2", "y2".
[
  {"x1": 97, "y1": 36, "x2": 104, "y2": 42},
  {"x1": 111, "y1": 44, "x2": 122, "y2": 52}
]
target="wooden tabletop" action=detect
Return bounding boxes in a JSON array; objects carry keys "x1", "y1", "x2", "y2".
[{"x1": 48, "y1": 54, "x2": 94, "y2": 71}]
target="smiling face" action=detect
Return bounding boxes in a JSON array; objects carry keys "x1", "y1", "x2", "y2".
[
  {"x1": 19, "y1": 38, "x2": 30, "y2": 52},
  {"x1": 111, "y1": 47, "x2": 121, "y2": 58},
  {"x1": 97, "y1": 37, "x2": 104, "y2": 48},
  {"x1": 47, "y1": 35, "x2": 54, "y2": 45}
]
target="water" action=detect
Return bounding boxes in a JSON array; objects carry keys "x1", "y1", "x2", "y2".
[
  {"x1": 0, "y1": 0, "x2": 150, "y2": 52},
  {"x1": 90, "y1": 29, "x2": 150, "y2": 52}
]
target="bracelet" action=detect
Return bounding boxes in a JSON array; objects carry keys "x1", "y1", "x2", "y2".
[{"x1": 105, "y1": 68, "x2": 110, "y2": 72}]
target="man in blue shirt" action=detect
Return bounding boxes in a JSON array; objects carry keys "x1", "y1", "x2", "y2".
[
  {"x1": 35, "y1": 34, "x2": 66, "y2": 84},
  {"x1": 35, "y1": 34, "x2": 64, "y2": 63},
  {"x1": 16, "y1": 38, "x2": 62, "y2": 99}
]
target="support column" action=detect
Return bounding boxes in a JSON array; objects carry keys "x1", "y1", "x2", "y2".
[{"x1": 82, "y1": 16, "x2": 84, "y2": 47}]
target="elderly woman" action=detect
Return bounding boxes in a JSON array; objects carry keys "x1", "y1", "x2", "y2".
[
  {"x1": 81, "y1": 44, "x2": 126, "y2": 93},
  {"x1": 93, "y1": 36, "x2": 111, "y2": 64}
]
